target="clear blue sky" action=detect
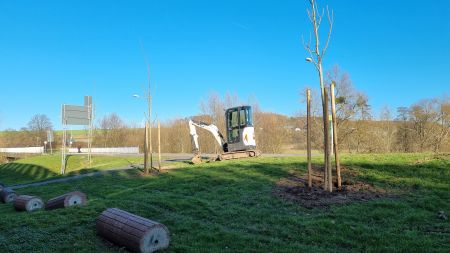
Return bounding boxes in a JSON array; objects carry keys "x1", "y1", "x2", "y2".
[{"x1": 0, "y1": 0, "x2": 449, "y2": 130}]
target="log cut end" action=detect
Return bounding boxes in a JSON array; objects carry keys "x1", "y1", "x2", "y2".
[
  {"x1": 14, "y1": 195, "x2": 44, "y2": 212},
  {"x1": 46, "y1": 191, "x2": 87, "y2": 210},
  {"x1": 140, "y1": 225, "x2": 170, "y2": 253},
  {"x1": 97, "y1": 208, "x2": 170, "y2": 253},
  {"x1": 1, "y1": 188, "x2": 17, "y2": 203},
  {"x1": 64, "y1": 191, "x2": 87, "y2": 207}
]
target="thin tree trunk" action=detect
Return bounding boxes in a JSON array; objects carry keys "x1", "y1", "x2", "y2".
[
  {"x1": 307, "y1": 89, "x2": 312, "y2": 188},
  {"x1": 330, "y1": 82, "x2": 342, "y2": 190}
]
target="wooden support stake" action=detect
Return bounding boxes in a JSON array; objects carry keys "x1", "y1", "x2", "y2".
[
  {"x1": 306, "y1": 89, "x2": 312, "y2": 188},
  {"x1": 330, "y1": 82, "x2": 342, "y2": 190},
  {"x1": 158, "y1": 120, "x2": 161, "y2": 171},
  {"x1": 96, "y1": 208, "x2": 170, "y2": 253},
  {"x1": 324, "y1": 88, "x2": 333, "y2": 192},
  {"x1": 144, "y1": 122, "x2": 149, "y2": 174}
]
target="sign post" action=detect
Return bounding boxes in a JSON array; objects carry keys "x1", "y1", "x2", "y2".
[{"x1": 61, "y1": 96, "x2": 93, "y2": 174}]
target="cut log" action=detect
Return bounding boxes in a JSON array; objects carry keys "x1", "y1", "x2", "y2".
[
  {"x1": 46, "y1": 191, "x2": 87, "y2": 210},
  {"x1": 96, "y1": 208, "x2": 170, "y2": 253},
  {"x1": 1, "y1": 188, "x2": 17, "y2": 203},
  {"x1": 14, "y1": 195, "x2": 44, "y2": 212}
]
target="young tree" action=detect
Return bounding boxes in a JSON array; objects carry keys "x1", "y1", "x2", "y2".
[{"x1": 303, "y1": 0, "x2": 334, "y2": 191}]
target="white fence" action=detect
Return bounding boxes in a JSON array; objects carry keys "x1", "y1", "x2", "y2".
[
  {"x1": 68, "y1": 147, "x2": 139, "y2": 154},
  {"x1": 0, "y1": 147, "x2": 44, "y2": 154}
]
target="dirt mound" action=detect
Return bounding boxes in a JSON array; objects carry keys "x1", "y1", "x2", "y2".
[{"x1": 274, "y1": 167, "x2": 389, "y2": 209}]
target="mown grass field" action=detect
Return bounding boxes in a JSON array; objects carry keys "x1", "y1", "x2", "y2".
[
  {"x1": 0, "y1": 153, "x2": 449, "y2": 252},
  {"x1": 0, "y1": 154, "x2": 143, "y2": 185}
]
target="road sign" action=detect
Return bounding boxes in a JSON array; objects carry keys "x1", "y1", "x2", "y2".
[
  {"x1": 47, "y1": 130, "x2": 54, "y2": 142},
  {"x1": 62, "y1": 105, "x2": 90, "y2": 125}
]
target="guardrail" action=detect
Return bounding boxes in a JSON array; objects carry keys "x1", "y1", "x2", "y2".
[
  {"x1": 0, "y1": 147, "x2": 44, "y2": 154},
  {"x1": 68, "y1": 147, "x2": 139, "y2": 154}
]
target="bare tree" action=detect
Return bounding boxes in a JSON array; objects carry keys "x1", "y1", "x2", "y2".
[
  {"x1": 27, "y1": 114, "x2": 53, "y2": 145},
  {"x1": 95, "y1": 113, "x2": 127, "y2": 147},
  {"x1": 303, "y1": 0, "x2": 334, "y2": 191}
]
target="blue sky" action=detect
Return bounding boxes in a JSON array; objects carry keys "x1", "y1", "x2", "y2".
[{"x1": 0, "y1": 0, "x2": 449, "y2": 130}]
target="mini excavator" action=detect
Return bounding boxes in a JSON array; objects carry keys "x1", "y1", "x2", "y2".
[{"x1": 188, "y1": 105, "x2": 261, "y2": 164}]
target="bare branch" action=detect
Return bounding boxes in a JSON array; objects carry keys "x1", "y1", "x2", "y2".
[
  {"x1": 317, "y1": 8, "x2": 324, "y2": 30},
  {"x1": 321, "y1": 6, "x2": 334, "y2": 58}
]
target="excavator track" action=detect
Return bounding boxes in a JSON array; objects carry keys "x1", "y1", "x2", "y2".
[
  {"x1": 216, "y1": 150, "x2": 261, "y2": 161},
  {"x1": 190, "y1": 150, "x2": 261, "y2": 164}
]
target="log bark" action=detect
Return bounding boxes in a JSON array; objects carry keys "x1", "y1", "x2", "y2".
[
  {"x1": 97, "y1": 208, "x2": 170, "y2": 253},
  {"x1": 14, "y1": 195, "x2": 44, "y2": 212},
  {"x1": 1, "y1": 188, "x2": 17, "y2": 203},
  {"x1": 46, "y1": 191, "x2": 86, "y2": 210}
]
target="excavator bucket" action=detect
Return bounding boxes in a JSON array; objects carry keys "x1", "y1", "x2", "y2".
[{"x1": 191, "y1": 154, "x2": 203, "y2": 164}]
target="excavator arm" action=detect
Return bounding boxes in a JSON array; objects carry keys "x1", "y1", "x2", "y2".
[{"x1": 188, "y1": 120, "x2": 226, "y2": 154}]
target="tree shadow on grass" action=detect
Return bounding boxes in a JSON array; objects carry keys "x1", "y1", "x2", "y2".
[{"x1": 0, "y1": 162, "x2": 57, "y2": 186}]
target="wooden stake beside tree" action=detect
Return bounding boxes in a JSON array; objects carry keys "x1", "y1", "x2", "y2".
[
  {"x1": 306, "y1": 89, "x2": 312, "y2": 188},
  {"x1": 144, "y1": 122, "x2": 149, "y2": 174},
  {"x1": 330, "y1": 81, "x2": 342, "y2": 189},
  {"x1": 158, "y1": 119, "x2": 161, "y2": 171},
  {"x1": 324, "y1": 88, "x2": 333, "y2": 192}
]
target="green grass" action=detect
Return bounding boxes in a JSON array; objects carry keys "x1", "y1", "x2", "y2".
[
  {"x1": 0, "y1": 154, "x2": 449, "y2": 252},
  {"x1": 0, "y1": 154, "x2": 143, "y2": 185}
]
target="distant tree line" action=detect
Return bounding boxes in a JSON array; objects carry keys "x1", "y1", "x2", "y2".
[{"x1": 1, "y1": 72, "x2": 449, "y2": 154}]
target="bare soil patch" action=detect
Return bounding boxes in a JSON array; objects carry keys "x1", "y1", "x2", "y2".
[{"x1": 274, "y1": 166, "x2": 389, "y2": 209}]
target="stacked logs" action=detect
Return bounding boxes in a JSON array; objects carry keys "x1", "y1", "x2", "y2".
[
  {"x1": 97, "y1": 208, "x2": 170, "y2": 253},
  {"x1": 13, "y1": 195, "x2": 44, "y2": 212},
  {"x1": 46, "y1": 191, "x2": 87, "y2": 210}
]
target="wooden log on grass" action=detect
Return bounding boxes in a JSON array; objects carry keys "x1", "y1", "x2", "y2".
[
  {"x1": 14, "y1": 195, "x2": 44, "y2": 212},
  {"x1": 46, "y1": 191, "x2": 87, "y2": 210},
  {"x1": 1, "y1": 188, "x2": 17, "y2": 203},
  {"x1": 96, "y1": 208, "x2": 170, "y2": 253}
]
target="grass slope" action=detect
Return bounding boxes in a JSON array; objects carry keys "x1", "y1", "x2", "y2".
[
  {"x1": 0, "y1": 154, "x2": 143, "y2": 185},
  {"x1": 0, "y1": 154, "x2": 449, "y2": 252}
]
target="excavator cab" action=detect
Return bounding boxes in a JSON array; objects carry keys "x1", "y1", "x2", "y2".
[{"x1": 225, "y1": 106, "x2": 256, "y2": 152}]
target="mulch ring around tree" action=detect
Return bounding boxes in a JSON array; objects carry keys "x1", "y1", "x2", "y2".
[{"x1": 274, "y1": 166, "x2": 390, "y2": 209}]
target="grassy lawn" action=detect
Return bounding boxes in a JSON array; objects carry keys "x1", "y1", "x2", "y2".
[
  {"x1": 0, "y1": 154, "x2": 143, "y2": 185},
  {"x1": 0, "y1": 153, "x2": 449, "y2": 252}
]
